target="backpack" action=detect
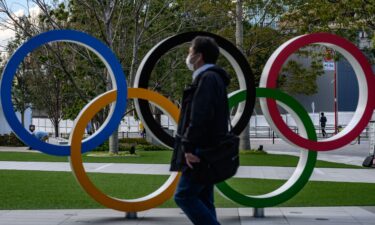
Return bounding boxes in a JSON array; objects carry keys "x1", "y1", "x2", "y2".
[
  {"x1": 190, "y1": 122, "x2": 240, "y2": 184},
  {"x1": 362, "y1": 155, "x2": 374, "y2": 167}
]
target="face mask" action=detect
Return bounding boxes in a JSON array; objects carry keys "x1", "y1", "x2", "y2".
[{"x1": 185, "y1": 53, "x2": 198, "y2": 71}]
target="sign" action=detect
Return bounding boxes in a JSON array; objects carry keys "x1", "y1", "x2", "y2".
[
  {"x1": 323, "y1": 61, "x2": 335, "y2": 71},
  {"x1": 323, "y1": 48, "x2": 335, "y2": 71}
]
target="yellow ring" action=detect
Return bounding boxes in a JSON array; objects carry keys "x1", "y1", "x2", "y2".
[{"x1": 69, "y1": 88, "x2": 181, "y2": 212}]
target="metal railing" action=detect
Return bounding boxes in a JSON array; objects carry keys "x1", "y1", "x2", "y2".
[
  {"x1": 250, "y1": 125, "x2": 369, "y2": 145},
  {"x1": 53, "y1": 125, "x2": 370, "y2": 144}
]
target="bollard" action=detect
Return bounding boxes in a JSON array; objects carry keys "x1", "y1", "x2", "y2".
[
  {"x1": 125, "y1": 212, "x2": 137, "y2": 219},
  {"x1": 253, "y1": 208, "x2": 265, "y2": 218}
]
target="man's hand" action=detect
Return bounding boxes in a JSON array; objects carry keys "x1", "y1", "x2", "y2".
[{"x1": 185, "y1": 152, "x2": 200, "y2": 169}]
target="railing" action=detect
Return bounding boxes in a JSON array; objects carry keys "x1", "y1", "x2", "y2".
[
  {"x1": 60, "y1": 131, "x2": 144, "y2": 140},
  {"x1": 53, "y1": 125, "x2": 370, "y2": 144},
  {"x1": 250, "y1": 125, "x2": 369, "y2": 143}
]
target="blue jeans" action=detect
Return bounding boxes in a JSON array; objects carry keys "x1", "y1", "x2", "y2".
[{"x1": 174, "y1": 171, "x2": 220, "y2": 225}]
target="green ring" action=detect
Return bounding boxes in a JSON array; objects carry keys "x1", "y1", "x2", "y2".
[{"x1": 215, "y1": 88, "x2": 317, "y2": 208}]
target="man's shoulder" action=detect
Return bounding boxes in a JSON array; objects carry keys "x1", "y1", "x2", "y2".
[
  {"x1": 201, "y1": 70, "x2": 218, "y2": 80},
  {"x1": 193, "y1": 69, "x2": 217, "y2": 86},
  {"x1": 200, "y1": 68, "x2": 225, "y2": 84},
  {"x1": 194, "y1": 65, "x2": 230, "y2": 88}
]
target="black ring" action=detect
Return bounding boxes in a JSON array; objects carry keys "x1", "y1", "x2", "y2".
[{"x1": 134, "y1": 31, "x2": 255, "y2": 148}]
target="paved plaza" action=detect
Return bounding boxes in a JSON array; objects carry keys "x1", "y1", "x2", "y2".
[
  {"x1": 0, "y1": 161, "x2": 374, "y2": 183},
  {"x1": 1, "y1": 207, "x2": 375, "y2": 225}
]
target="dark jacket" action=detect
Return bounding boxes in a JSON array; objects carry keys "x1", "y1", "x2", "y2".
[
  {"x1": 170, "y1": 66, "x2": 231, "y2": 172},
  {"x1": 320, "y1": 116, "x2": 327, "y2": 127}
]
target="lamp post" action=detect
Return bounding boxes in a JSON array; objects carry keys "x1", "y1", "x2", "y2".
[{"x1": 324, "y1": 47, "x2": 338, "y2": 134}]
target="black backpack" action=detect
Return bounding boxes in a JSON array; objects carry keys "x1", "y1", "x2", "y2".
[
  {"x1": 362, "y1": 155, "x2": 374, "y2": 167},
  {"x1": 190, "y1": 132, "x2": 239, "y2": 184}
]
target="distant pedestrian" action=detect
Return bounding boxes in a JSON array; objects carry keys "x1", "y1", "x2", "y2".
[
  {"x1": 139, "y1": 122, "x2": 146, "y2": 138},
  {"x1": 320, "y1": 112, "x2": 327, "y2": 138},
  {"x1": 86, "y1": 122, "x2": 93, "y2": 135},
  {"x1": 27, "y1": 129, "x2": 48, "y2": 150},
  {"x1": 34, "y1": 131, "x2": 49, "y2": 142},
  {"x1": 29, "y1": 124, "x2": 35, "y2": 134},
  {"x1": 27, "y1": 125, "x2": 36, "y2": 150},
  {"x1": 141, "y1": 128, "x2": 146, "y2": 138}
]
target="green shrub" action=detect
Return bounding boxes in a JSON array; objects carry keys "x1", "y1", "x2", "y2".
[
  {"x1": 136, "y1": 144, "x2": 170, "y2": 151},
  {"x1": 93, "y1": 141, "x2": 139, "y2": 152},
  {"x1": 0, "y1": 133, "x2": 25, "y2": 147},
  {"x1": 92, "y1": 141, "x2": 109, "y2": 151},
  {"x1": 93, "y1": 139, "x2": 167, "y2": 152},
  {"x1": 240, "y1": 149, "x2": 268, "y2": 155},
  {"x1": 119, "y1": 138, "x2": 150, "y2": 145}
]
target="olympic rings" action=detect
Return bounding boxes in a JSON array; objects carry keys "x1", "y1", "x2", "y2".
[
  {"x1": 259, "y1": 33, "x2": 375, "y2": 151},
  {"x1": 70, "y1": 88, "x2": 181, "y2": 212},
  {"x1": 133, "y1": 31, "x2": 255, "y2": 148},
  {"x1": 216, "y1": 88, "x2": 317, "y2": 208},
  {"x1": 2, "y1": 30, "x2": 374, "y2": 212},
  {"x1": 0, "y1": 30, "x2": 127, "y2": 156}
]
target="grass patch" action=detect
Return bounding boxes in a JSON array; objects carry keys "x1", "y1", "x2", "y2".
[
  {"x1": 86, "y1": 152, "x2": 141, "y2": 158},
  {"x1": 0, "y1": 151, "x2": 360, "y2": 168},
  {"x1": 0, "y1": 170, "x2": 374, "y2": 209},
  {"x1": 0, "y1": 151, "x2": 172, "y2": 164}
]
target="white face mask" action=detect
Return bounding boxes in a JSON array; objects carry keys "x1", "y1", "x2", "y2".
[{"x1": 185, "y1": 53, "x2": 198, "y2": 71}]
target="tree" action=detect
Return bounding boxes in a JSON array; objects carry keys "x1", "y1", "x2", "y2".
[
  {"x1": 28, "y1": 52, "x2": 65, "y2": 137},
  {"x1": 7, "y1": 36, "x2": 32, "y2": 126},
  {"x1": 11, "y1": 62, "x2": 32, "y2": 126},
  {"x1": 1, "y1": 0, "x2": 109, "y2": 137},
  {"x1": 71, "y1": 0, "x2": 121, "y2": 154},
  {"x1": 69, "y1": 0, "x2": 196, "y2": 151},
  {"x1": 280, "y1": 0, "x2": 375, "y2": 61}
]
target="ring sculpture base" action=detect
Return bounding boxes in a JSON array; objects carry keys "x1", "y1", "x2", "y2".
[
  {"x1": 253, "y1": 208, "x2": 265, "y2": 218},
  {"x1": 125, "y1": 212, "x2": 138, "y2": 219}
]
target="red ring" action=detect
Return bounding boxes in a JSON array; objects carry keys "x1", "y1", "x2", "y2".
[{"x1": 263, "y1": 33, "x2": 375, "y2": 151}]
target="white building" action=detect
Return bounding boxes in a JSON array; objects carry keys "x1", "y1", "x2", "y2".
[{"x1": 0, "y1": 101, "x2": 32, "y2": 135}]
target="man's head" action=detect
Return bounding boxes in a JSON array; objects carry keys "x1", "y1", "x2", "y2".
[
  {"x1": 29, "y1": 125, "x2": 35, "y2": 132},
  {"x1": 186, "y1": 36, "x2": 219, "y2": 71},
  {"x1": 321, "y1": 112, "x2": 324, "y2": 116}
]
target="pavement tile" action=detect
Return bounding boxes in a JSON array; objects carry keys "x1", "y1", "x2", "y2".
[
  {"x1": 0, "y1": 207, "x2": 375, "y2": 225},
  {"x1": 2, "y1": 161, "x2": 375, "y2": 184}
]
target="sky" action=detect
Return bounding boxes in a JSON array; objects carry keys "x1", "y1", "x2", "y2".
[{"x1": 0, "y1": 0, "x2": 57, "y2": 52}]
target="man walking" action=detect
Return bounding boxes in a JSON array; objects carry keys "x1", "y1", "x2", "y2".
[
  {"x1": 170, "y1": 36, "x2": 231, "y2": 225},
  {"x1": 320, "y1": 112, "x2": 327, "y2": 138}
]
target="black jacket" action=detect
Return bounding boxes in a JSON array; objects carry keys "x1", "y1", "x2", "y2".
[
  {"x1": 170, "y1": 66, "x2": 231, "y2": 172},
  {"x1": 320, "y1": 116, "x2": 327, "y2": 127}
]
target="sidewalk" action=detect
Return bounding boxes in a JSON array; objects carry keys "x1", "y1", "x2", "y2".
[
  {"x1": 252, "y1": 139, "x2": 370, "y2": 167},
  {"x1": 1, "y1": 138, "x2": 371, "y2": 166},
  {"x1": 0, "y1": 146, "x2": 29, "y2": 152},
  {"x1": 0, "y1": 161, "x2": 374, "y2": 183},
  {"x1": 268, "y1": 150, "x2": 367, "y2": 167},
  {"x1": 0, "y1": 207, "x2": 375, "y2": 225}
]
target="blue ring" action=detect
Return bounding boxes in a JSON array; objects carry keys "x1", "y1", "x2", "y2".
[{"x1": 0, "y1": 30, "x2": 127, "y2": 156}]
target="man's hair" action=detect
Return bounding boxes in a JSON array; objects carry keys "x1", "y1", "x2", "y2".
[{"x1": 191, "y1": 36, "x2": 219, "y2": 64}]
